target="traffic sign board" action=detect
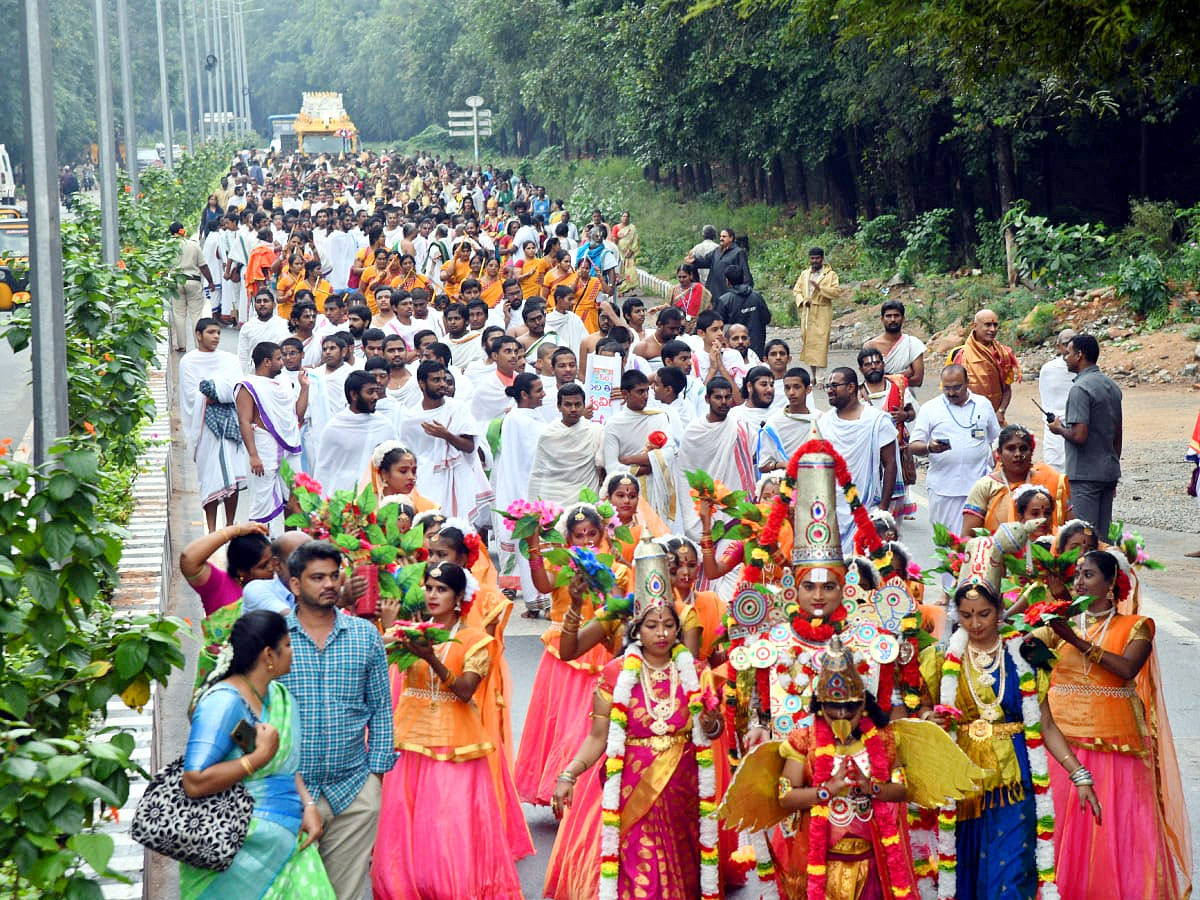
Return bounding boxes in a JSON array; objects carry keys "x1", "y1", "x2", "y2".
[
  {"x1": 465, "y1": 95, "x2": 485, "y2": 108},
  {"x1": 448, "y1": 109, "x2": 491, "y2": 119}
]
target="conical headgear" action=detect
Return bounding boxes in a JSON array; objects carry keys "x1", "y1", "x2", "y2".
[
  {"x1": 790, "y1": 448, "x2": 845, "y2": 581},
  {"x1": 813, "y1": 635, "x2": 866, "y2": 705},
  {"x1": 632, "y1": 535, "x2": 672, "y2": 622}
]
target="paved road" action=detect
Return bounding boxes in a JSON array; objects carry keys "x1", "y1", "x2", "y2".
[{"x1": 0, "y1": 335, "x2": 31, "y2": 443}]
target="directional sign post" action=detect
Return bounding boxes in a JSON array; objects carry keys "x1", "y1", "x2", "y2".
[{"x1": 447, "y1": 95, "x2": 492, "y2": 162}]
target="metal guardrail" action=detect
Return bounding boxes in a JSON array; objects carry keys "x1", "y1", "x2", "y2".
[{"x1": 634, "y1": 267, "x2": 675, "y2": 301}]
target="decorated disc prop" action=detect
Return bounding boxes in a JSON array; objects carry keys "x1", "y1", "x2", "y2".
[
  {"x1": 870, "y1": 633, "x2": 899, "y2": 664},
  {"x1": 728, "y1": 645, "x2": 752, "y2": 671},
  {"x1": 770, "y1": 623, "x2": 792, "y2": 644},
  {"x1": 732, "y1": 588, "x2": 770, "y2": 629},
  {"x1": 750, "y1": 640, "x2": 778, "y2": 669}
]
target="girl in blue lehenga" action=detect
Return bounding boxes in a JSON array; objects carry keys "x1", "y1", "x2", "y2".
[{"x1": 181, "y1": 610, "x2": 334, "y2": 900}]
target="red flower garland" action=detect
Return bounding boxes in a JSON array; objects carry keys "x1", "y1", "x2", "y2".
[{"x1": 790, "y1": 603, "x2": 848, "y2": 643}]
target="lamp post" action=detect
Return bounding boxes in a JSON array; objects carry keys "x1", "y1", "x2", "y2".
[
  {"x1": 92, "y1": 0, "x2": 119, "y2": 263},
  {"x1": 116, "y1": 0, "x2": 139, "y2": 194},
  {"x1": 177, "y1": 0, "x2": 194, "y2": 152},
  {"x1": 20, "y1": 0, "x2": 69, "y2": 462},
  {"x1": 155, "y1": 0, "x2": 174, "y2": 168}
]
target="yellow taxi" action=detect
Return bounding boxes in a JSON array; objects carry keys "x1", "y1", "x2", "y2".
[{"x1": 0, "y1": 218, "x2": 29, "y2": 311}]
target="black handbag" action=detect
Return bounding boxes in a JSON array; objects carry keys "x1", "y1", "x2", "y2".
[{"x1": 131, "y1": 756, "x2": 255, "y2": 871}]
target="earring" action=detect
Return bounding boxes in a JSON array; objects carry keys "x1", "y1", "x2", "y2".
[{"x1": 267, "y1": 659, "x2": 274, "y2": 672}]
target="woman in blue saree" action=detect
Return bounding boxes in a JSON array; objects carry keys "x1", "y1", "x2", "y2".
[{"x1": 181, "y1": 610, "x2": 334, "y2": 900}]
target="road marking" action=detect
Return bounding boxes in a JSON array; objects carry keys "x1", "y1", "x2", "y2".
[{"x1": 1139, "y1": 595, "x2": 1200, "y2": 641}]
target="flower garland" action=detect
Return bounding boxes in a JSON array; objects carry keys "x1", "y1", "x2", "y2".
[
  {"x1": 600, "y1": 644, "x2": 719, "y2": 900},
  {"x1": 806, "y1": 717, "x2": 915, "y2": 900},
  {"x1": 937, "y1": 627, "x2": 1059, "y2": 900}
]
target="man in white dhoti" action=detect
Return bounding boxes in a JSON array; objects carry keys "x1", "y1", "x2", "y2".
[
  {"x1": 235, "y1": 341, "x2": 308, "y2": 536},
  {"x1": 728, "y1": 366, "x2": 786, "y2": 480},
  {"x1": 313, "y1": 334, "x2": 352, "y2": 418},
  {"x1": 178, "y1": 318, "x2": 247, "y2": 531},
  {"x1": 280, "y1": 336, "x2": 325, "y2": 474},
  {"x1": 815, "y1": 367, "x2": 898, "y2": 555},
  {"x1": 219, "y1": 213, "x2": 249, "y2": 324},
  {"x1": 1038, "y1": 328, "x2": 1076, "y2": 469},
  {"x1": 764, "y1": 367, "x2": 816, "y2": 469},
  {"x1": 908, "y1": 364, "x2": 1000, "y2": 536},
  {"x1": 471, "y1": 335, "x2": 524, "y2": 424},
  {"x1": 443, "y1": 303, "x2": 485, "y2": 371},
  {"x1": 862, "y1": 299, "x2": 927, "y2": 387},
  {"x1": 314, "y1": 370, "x2": 396, "y2": 496},
  {"x1": 398, "y1": 361, "x2": 493, "y2": 524},
  {"x1": 527, "y1": 384, "x2": 605, "y2": 507},
  {"x1": 491, "y1": 373, "x2": 549, "y2": 613},
  {"x1": 602, "y1": 370, "x2": 673, "y2": 477},
  {"x1": 381, "y1": 334, "x2": 420, "y2": 407},
  {"x1": 237, "y1": 290, "x2": 291, "y2": 372},
  {"x1": 546, "y1": 285, "x2": 589, "y2": 357}
]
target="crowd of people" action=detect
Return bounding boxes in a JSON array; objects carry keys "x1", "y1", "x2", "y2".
[{"x1": 169, "y1": 148, "x2": 1191, "y2": 900}]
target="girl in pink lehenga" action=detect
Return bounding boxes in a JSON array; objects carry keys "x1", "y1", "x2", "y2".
[
  {"x1": 371, "y1": 563, "x2": 525, "y2": 900},
  {"x1": 513, "y1": 506, "x2": 631, "y2": 805}
]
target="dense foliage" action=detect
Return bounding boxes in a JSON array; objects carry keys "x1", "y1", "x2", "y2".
[{"x1": 0, "y1": 142, "x2": 229, "y2": 898}]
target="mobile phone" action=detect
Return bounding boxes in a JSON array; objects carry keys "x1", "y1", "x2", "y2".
[
  {"x1": 230, "y1": 719, "x2": 256, "y2": 754},
  {"x1": 939, "y1": 439, "x2": 952, "y2": 449}
]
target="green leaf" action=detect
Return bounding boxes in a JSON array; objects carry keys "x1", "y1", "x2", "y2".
[
  {"x1": 66, "y1": 872, "x2": 110, "y2": 899},
  {"x1": 3, "y1": 756, "x2": 39, "y2": 780},
  {"x1": 69, "y1": 833, "x2": 115, "y2": 877},
  {"x1": 58, "y1": 449, "x2": 100, "y2": 481},
  {"x1": 612, "y1": 525, "x2": 634, "y2": 546},
  {"x1": 284, "y1": 513, "x2": 309, "y2": 527},
  {"x1": 0, "y1": 683, "x2": 29, "y2": 718},
  {"x1": 114, "y1": 641, "x2": 148, "y2": 679},
  {"x1": 543, "y1": 548, "x2": 573, "y2": 567},
  {"x1": 46, "y1": 754, "x2": 87, "y2": 784},
  {"x1": 70, "y1": 776, "x2": 121, "y2": 807},
  {"x1": 579, "y1": 487, "x2": 599, "y2": 503}
]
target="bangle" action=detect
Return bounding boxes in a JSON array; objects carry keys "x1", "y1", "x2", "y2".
[
  {"x1": 1069, "y1": 765, "x2": 1094, "y2": 786},
  {"x1": 556, "y1": 771, "x2": 577, "y2": 784},
  {"x1": 240, "y1": 756, "x2": 256, "y2": 777},
  {"x1": 815, "y1": 784, "x2": 831, "y2": 803},
  {"x1": 440, "y1": 673, "x2": 457, "y2": 690},
  {"x1": 776, "y1": 776, "x2": 793, "y2": 801},
  {"x1": 1086, "y1": 642, "x2": 1105, "y2": 663},
  {"x1": 303, "y1": 799, "x2": 317, "y2": 808}
]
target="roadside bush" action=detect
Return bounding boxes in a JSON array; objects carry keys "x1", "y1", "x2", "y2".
[
  {"x1": 856, "y1": 214, "x2": 904, "y2": 272},
  {"x1": 1117, "y1": 252, "x2": 1170, "y2": 326},
  {"x1": 972, "y1": 210, "x2": 1007, "y2": 276},
  {"x1": 1003, "y1": 201, "x2": 1108, "y2": 288},
  {"x1": 1112, "y1": 198, "x2": 1177, "y2": 258},
  {"x1": 898, "y1": 208, "x2": 954, "y2": 274}
]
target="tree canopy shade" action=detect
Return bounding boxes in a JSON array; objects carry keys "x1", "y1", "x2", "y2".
[{"x1": 6, "y1": 0, "x2": 1199, "y2": 231}]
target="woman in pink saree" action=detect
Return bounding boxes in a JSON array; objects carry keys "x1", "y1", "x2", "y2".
[{"x1": 551, "y1": 558, "x2": 724, "y2": 900}]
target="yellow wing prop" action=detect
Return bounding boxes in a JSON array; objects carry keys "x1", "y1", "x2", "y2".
[
  {"x1": 717, "y1": 741, "x2": 788, "y2": 832},
  {"x1": 893, "y1": 718, "x2": 991, "y2": 809}
]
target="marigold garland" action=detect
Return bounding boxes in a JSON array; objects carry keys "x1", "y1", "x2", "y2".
[
  {"x1": 599, "y1": 644, "x2": 719, "y2": 900},
  {"x1": 937, "y1": 627, "x2": 1059, "y2": 900}
]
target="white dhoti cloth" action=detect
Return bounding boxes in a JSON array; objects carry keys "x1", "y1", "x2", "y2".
[{"x1": 238, "y1": 375, "x2": 303, "y2": 536}]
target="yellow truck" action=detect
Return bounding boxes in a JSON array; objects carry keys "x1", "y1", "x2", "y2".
[{"x1": 293, "y1": 92, "x2": 358, "y2": 156}]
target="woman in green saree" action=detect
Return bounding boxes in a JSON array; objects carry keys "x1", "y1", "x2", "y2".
[{"x1": 181, "y1": 610, "x2": 334, "y2": 900}]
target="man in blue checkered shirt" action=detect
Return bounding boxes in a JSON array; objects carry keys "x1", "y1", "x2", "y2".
[{"x1": 282, "y1": 540, "x2": 394, "y2": 899}]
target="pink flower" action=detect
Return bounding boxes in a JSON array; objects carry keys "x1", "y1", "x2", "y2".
[{"x1": 294, "y1": 472, "x2": 324, "y2": 495}]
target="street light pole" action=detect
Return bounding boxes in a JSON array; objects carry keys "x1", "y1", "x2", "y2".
[
  {"x1": 116, "y1": 0, "x2": 139, "y2": 194},
  {"x1": 203, "y1": 0, "x2": 218, "y2": 139},
  {"x1": 155, "y1": 0, "x2": 174, "y2": 168},
  {"x1": 177, "y1": 0, "x2": 194, "y2": 153},
  {"x1": 236, "y1": 2, "x2": 252, "y2": 135},
  {"x1": 215, "y1": 0, "x2": 229, "y2": 138},
  {"x1": 92, "y1": 0, "x2": 120, "y2": 263},
  {"x1": 190, "y1": 0, "x2": 206, "y2": 143},
  {"x1": 20, "y1": 0, "x2": 69, "y2": 463}
]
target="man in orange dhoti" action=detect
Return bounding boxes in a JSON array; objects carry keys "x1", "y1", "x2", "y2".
[{"x1": 947, "y1": 308, "x2": 1021, "y2": 424}]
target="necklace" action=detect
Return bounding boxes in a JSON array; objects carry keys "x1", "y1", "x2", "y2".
[
  {"x1": 964, "y1": 640, "x2": 1005, "y2": 723},
  {"x1": 966, "y1": 636, "x2": 1002, "y2": 672},
  {"x1": 241, "y1": 675, "x2": 266, "y2": 707},
  {"x1": 639, "y1": 656, "x2": 680, "y2": 735},
  {"x1": 427, "y1": 619, "x2": 460, "y2": 708},
  {"x1": 1078, "y1": 605, "x2": 1115, "y2": 676}
]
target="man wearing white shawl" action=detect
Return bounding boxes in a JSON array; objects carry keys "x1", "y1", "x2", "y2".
[
  {"x1": 490, "y1": 375, "x2": 549, "y2": 611},
  {"x1": 314, "y1": 370, "x2": 396, "y2": 496},
  {"x1": 235, "y1": 341, "x2": 308, "y2": 535},
  {"x1": 763, "y1": 367, "x2": 816, "y2": 469},
  {"x1": 398, "y1": 361, "x2": 493, "y2": 524},
  {"x1": 815, "y1": 366, "x2": 898, "y2": 555},
  {"x1": 527, "y1": 384, "x2": 605, "y2": 506},
  {"x1": 178, "y1": 318, "x2": 247, "y2": 531},
  {"x1": 546, "y1": 285, "x2": 589, "y2": 356},
  {"x1": 470, "y1": 335, "x2": 524, "y2": 424},
  {"x1": 680, "y1": 377, "x2": 756, "y2": 595},
  {"x1": 443, "y1": 303, "x2": 485, "y2": 371}
]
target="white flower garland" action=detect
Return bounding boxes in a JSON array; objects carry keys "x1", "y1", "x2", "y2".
[
  {"x1": 937, "y1": 627, "x2": 1059, "y2": 899},
  {"x1": 599, "y1": 643, "x2": 718, "y2": 900}
]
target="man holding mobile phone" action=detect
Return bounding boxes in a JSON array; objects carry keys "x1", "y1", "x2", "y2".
[{"x1": 909, "y1": 363, "x2": 1000, "y2": 536}]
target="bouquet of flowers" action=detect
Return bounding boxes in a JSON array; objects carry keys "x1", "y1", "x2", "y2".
[
  {"x1": 1108, "y1": 521, "x2": 1165, "y2": 570},
  {"x1": 386, "y1": 619, "x2": 457, "y2": 672},
  {"x1": 928, "y1": 523, "x2": 969, "y2": 581},
  {"x1": 284, "y1": 464, "x2": 428, "y2": 618},
  {"x1": 497, "y1": 499, "x2": 563, "y2": 574}
]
